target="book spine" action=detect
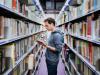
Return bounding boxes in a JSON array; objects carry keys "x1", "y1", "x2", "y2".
[
  {"x1": 0, "y1": 0, "x2": 4, "y2": 5},
  {"x1": 12, "y1": 0, "x2": 17, "y2": 10},
  {"x1": 87, "y1": 16, "x2": 92, "y2": 38},
  {"x1": 0, "y1": 16, "x2": 4, "y2": 38}
]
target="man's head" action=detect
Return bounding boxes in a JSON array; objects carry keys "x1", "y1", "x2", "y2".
[{"x1": 44, "y1": 17, "x2": 56, "y2": 31}]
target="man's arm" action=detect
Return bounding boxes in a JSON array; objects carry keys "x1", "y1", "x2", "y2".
[
  {"x1": 37, "y1": 40, "x2": 56, "y2": 51},
  {"x1": 52, "y1": 33, "x2": 63, "y2": 53},
  {"x1": 46, "y1": 33, "x2": 63, "y2": 52},
  {"x1": 37, "y1": 33, "x2": 63, "y2": 52}
]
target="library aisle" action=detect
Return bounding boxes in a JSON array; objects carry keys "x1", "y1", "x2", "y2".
[
  {"x1": 35, "y1": 50, "x2": 66, "y2": 75},
  {"x1": 0, "y1": 0, "x2": 100, "y2": 75}
]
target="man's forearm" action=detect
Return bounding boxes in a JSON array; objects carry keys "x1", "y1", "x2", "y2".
[{"x1": 46, "y1": 45, "x2": 56, "y2": 52}]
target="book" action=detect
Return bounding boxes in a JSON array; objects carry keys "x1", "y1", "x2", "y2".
[
  {"x1": 0, "y1": 46, "x2": 10, "y2": 74},
  {"x1": 12, "y1": 0, "x2": 17, "y2": 10},
  {"x1": 93, "y1": 46, "x2": 100, "y2": 68},
  {"x1": 28, "y1": 54, "x2": 35, "y2": 70},
  {"x1": 4, "y1": 18, "x2": 13, "y2": 39},
  {"x1": 4, "y1": 0, "x2": 12, "y2": 8},
  {"x1": 87, "y1": 16, "x2": 92, "y2": 38},
  {"x1": 94, "y1": 0, "x2": 100, "y2": 9},
  {"x1": 0, "y1": 47, "x2": 5, "y2": 73},
  {"x1": 84, "y1": 65, "x2": 89, "y2": 75},
  {"x1": 5, "y1": 44, "x2": 15, "y2": 68},
  {"x1": 0, "y1": 0, "x2": 4, "y2": 5},
  {"x1": 88, "y1": 43, "x2": 93, "y2": 64},
  {"x1": 95, "y1": 59, "x2": 100, "y2": 72},
  {"x1": 0, "y1": 16, "x2": 4, "y2": 38},
  {"x1": 82, "y1": 21, "x2": 86, "y2": 37},
  {"x1": 95, "y1": 16, "x2": 100, "y2": 41}
]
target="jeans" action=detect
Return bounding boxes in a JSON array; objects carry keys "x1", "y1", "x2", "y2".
[{"x1": 46, "y1": 59, "x2": 58, "y2": 75}]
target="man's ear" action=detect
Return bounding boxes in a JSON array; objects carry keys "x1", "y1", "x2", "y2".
[{"x1": 51, "y1": 23, "x2": 54, "y2": 26}]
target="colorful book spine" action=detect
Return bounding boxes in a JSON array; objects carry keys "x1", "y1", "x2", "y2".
[
  {"x1": 12, "y1": 0, "x2": 17, "y2": 10},
  {"x1": 89, "y1": 43, "x2": 93, "y2": 64},
  {"x1": 0, "y1": 0, "x2": 4, "y2": 5},
  {"x1": 0, "y1": 16, "x2": 4, "y2": 38},
  {"x1": 87, "y1": 16, "x2": 92, "y2": 38}
]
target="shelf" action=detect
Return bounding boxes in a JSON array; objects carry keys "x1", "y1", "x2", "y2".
[
  {"x1": 3, "y1": 43, "x2": 37, "y2": 75},
  {"x1": 57, "y1": 7, "x2": 100, "y2": 27},
  {"x1": 66, "y1": 43, "x2": 100, "y2": 75},
  {"x1": 61, "y1": 54, "x2": 71, "y2": 75},
  {"x1": 67, "y1": 33, "x2": 100, "y2": 46},
  {"x1": 69, "y1": 59, "x2": 80, "y2": 75},
  {"x1": 0, "y1": 4, "x2": 41, "y2": 25},
  {"x1": 32, "y1": 49, "x2": 43, "y2": 75},
  {"x1": 35, "y1": 46, "x2": 42, "y2": 58},
  {"x1": 24, "y1": 70, "x2": 29, "y2": 75},
  {"x1": 0, "y1": 31, "x2": 45, "y2": 46}
]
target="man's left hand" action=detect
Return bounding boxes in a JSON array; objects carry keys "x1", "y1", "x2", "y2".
[{"x1": 37, "y1": 40, "x2": 47, "y2": 47}]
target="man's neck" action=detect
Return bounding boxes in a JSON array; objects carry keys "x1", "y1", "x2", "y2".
[{"x1": 51, "y1": 27, "x2": 56, "y2": 32}]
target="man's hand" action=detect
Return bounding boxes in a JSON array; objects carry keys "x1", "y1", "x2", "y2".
[
  {"x1": 37, "y1": 40, "x2": 56, "y2": 51},
  {"x1": 37, "y1": 40, "x2": 47, "y2": 47}
]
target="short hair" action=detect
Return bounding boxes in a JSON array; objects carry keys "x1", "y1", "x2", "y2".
[{"x1": 44, "y1": 17, "x2": 55, "y2": 26}]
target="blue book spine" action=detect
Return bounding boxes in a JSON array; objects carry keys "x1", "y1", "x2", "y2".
[{"x1": 93, "y1": 0, "x2": 97, "y2": 10}]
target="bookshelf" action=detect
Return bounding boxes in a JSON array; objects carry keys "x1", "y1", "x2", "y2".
[
  {"x1": 0, "y1": 0, "x2": 46, "y2": 75},
  {"x1": 0, "y1": 3, "x2": 42, "y2": 24},
  {"x1": 3, "y1": 43, "x2": 37, "y2": 75},
  {"x1": 57, "y1": 0, "x2": 100, "y2": 75},
  {"x1": 67, "y1": 33, "x2": 100, "y2": 46},
  {"x1": 69, "y1": 59, "x2": 81, "y2": 75},
  {"x1": 61, "y1": 52, "x2": 72, "y2": 75}
]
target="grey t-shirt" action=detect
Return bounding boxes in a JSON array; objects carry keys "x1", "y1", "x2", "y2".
[{"x1": 45, "y1": 29, "x2": 64, "y2": 64}]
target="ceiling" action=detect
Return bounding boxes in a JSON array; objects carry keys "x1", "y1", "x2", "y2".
[{"x1": 39, "y1": 0, "x2": 65, "y2": 14}]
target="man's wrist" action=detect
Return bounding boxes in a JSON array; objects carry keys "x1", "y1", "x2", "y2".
[{"x1": 45, "y1": 44, "x2": 48, "y2": 48}]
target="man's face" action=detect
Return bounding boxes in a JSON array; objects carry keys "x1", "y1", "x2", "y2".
[{"x1": 44, "y1": 21, "x2": 53, "y2": 31}]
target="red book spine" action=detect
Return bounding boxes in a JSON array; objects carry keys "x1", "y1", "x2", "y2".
[
  {"x1": 87, "y1": 16, "x2": 92, "y2": 38},
  {"x1": 89, "y1": 43, "x2": 93, "y2": 64},
  {"x1": 12, "y1": 0, "x2": 16, "y2": 9}
]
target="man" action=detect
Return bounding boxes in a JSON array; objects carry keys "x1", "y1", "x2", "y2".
[{"x1": 37, "y1": 17, "x2": 64, "y2": 75}]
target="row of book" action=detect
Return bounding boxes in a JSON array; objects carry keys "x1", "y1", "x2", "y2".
[
  {"x1": 0, "y1": 0, "x2": 28, "y2": 15},
  {"x1": 0, "y1": 16, "x2": 41, "y2": 39},
  {"x1": 62, "y1": 46, "x2": 99, "y2": 75},
  {"x1": 10, "y1": 58, "x2": 28, "y2": 75},
  {"x1": 0, "y1": 31, "x2": 46, "y2": 74},
  {"x1": 65, "y1": 14, "x2": 100, "y2": 41},
  {"x1": 0, "y1": 0, "x2": 44, "y2": 23},
  {"x1": 65, "y1": 35, "x2": 100, "y2": 71},
  {"x1": 57, "y1": 0, "x2": 100, "y2": 25},
  {"x1": 69, "y1": 54, "x2": 95, "y2": 75},
  {"x1": 65, "y1": 0, "x2": 100, "y2": 22}
]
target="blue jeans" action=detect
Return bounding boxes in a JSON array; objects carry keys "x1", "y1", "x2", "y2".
[{"x1": 46, "y1": 59, "x2": 58, "y2": 75}]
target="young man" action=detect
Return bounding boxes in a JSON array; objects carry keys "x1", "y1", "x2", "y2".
[{"x1": 37, "y1": 17, "x2": 64, "y2": 75}]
